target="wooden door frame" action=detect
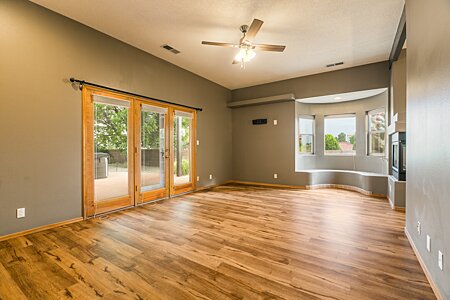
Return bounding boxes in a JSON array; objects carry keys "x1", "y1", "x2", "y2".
[
  {"x1": 82, "y1": 86, "x2": 197, "y2": 218},
  {"x1": 134, "y1": 100, "x2": 170, "y2": 204},
  {"x1": 82, "y1": 86, "x2": 135, "y2": 218},
  {"x1": 169, "y1": 107, "x2": 197, "y2": 196}
]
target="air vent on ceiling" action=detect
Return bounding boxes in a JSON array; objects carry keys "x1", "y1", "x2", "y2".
[
  {"x1": 326, "y1": 61, "x2": 344, "y2": 68},
  {"x1": 161, "y1": 44, "x2": 181, "y2": 54}
]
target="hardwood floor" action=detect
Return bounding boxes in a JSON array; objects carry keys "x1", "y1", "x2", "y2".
[{"x1": 0, "y1": 184, "x2": 435, "y2": 299}]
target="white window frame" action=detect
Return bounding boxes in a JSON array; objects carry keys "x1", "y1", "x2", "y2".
[
  {"x1": 324, "y1": 113, "x2": 356, "y2": 156},
  {"x1": 367, "y1": 108, "x2": 386, "y2": 156},
  {"x1": 298, "y1": 115, "x2": 315, "y2": 155}
]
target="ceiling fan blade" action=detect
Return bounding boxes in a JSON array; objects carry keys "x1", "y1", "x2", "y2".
[
  {"x1": 245, "y1": 19, "x2": 264, "y2": 42},
  {"x1": 253, "y1": 44, "x2": 286, "y2": 52},
  {"x1": 202, "y1": 41, "x2": 238, "y2": 47}
]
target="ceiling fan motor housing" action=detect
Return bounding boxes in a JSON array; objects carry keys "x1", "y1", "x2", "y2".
[{"x1": 239, "y1": 25, "x2": 249, "y2": 33}]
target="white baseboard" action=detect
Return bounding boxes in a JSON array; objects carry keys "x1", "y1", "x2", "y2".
[
  {"x1": 404, "y1": 228, "x2": 444, "y2": 300},
  {"x1": 306, "y1": 183, "x2": 386, "y2": 198}
]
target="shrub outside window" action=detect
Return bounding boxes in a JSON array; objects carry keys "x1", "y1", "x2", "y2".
[
  {"x1": 324, "y1": 114, "x2": 356, "y2": 155},
  {"x1": 298, "y1": 115, "x2": 314, "y2": 154},
  {"x1": 368, "y1": 108, "x2": 386, "y2": 155}
]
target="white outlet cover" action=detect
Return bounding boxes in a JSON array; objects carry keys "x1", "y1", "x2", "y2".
[
  {"x1": 427, "y1": 235, "x2": 431, "y2": 252},
  {"x1": 417, "y1": 221, "x2": 421, "y2": 235},
  {"x1": 274, "y1": 173, "x2": 278, "y2": 179},
  {"x1": 196, "y1": 176, "x2": 200, "y2": 182},
  {"x1": 17, "y1": 208, "x2": 25, "y2": 218},
  {"x1": 438, "y1": 251, "x2": 443, "y2": 271},
  {"x1": 273, "y1": 120, "x2": 278, "y2": 125},
  {"x1": 196, "y1": 140, "x2": 200, "y2": 146},
  {"x1": 209, "y1": 174, "x2": 212, "y2": 180}
]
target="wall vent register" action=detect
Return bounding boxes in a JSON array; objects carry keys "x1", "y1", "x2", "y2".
[
  {"x1": 161, "y1": 44, "x2": 181, "y2": 54},
  {"x1": 252, "y1": 119, "x2": 267, "y2": 125},
  {"x1": 326, "y1": 61, "x2": 344, "y2": 68}
]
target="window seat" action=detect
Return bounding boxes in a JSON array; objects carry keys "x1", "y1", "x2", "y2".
[{"x1": 296, "y1": 169, "x2": 388, "y2": 197}]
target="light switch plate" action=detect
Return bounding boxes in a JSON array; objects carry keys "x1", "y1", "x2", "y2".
[
  {"x1": 196, "y1": 140, "x2": 200, "y2": 146},
  {"x1": 196, "y1": 176, "x2": 200, "y2": 182},
  {"x1": 273, "y1": 173, "x2": 278, "y2": 179},
  {"x1": 427, "y1": 235, "x2": 431, "y2": 252},
  {"x1": 438, "y1": 251, "x2": 443, "y2": 271},
  {"x1": 273, "y1": 120, "x2": 278, "y2": 125},
  {"x1": 209, "y1": 174, "x2": 213, "y2": 180},
  {"x1": 417, "y1": 221, "x2": 421, "y2": 235}
]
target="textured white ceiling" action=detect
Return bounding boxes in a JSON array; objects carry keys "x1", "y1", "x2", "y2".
[{"x1": 31, "y1": 0, "x2": 404, "y2": 89}]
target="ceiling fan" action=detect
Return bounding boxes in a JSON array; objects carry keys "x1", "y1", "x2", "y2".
[{"x1": 202, "y1": 19, "x2": 286, "y2": 68}]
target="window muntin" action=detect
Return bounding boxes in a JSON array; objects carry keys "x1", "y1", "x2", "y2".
[
  {"x1": 367, "y1": 108, "x2": 386, "y2": 155},
  {"x1": 298, "y1": 115, "x2": 314, "y2": 154},
  {"x1": 324, "y1": 114, "x2": 356, "y2": 155}
]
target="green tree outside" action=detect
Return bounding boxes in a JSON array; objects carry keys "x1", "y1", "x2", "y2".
[
  {"x1": 94, "y1": 103, "x2": 129, "y2": 152},
  {"x1": 141, "y1": 111, "x2": 161, "y2": 149},
  {"x1": 349, "y1": 134, "x2": 356, "y2": 150},
  {"x1": 325, "y1": 134, "x2": 340, "y2": 150},
  {"x1": 337, "y1": 132, "x2": 347, "y2": 143}
]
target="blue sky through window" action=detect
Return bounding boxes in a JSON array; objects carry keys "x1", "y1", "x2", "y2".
[{"x1": 324, "y1": 116, "x2": 356, "y2": 137}]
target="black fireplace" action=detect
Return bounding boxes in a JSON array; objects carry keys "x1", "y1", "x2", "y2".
[{"x1": 392, "y1": 132, "x2": 406, "y2": 181}]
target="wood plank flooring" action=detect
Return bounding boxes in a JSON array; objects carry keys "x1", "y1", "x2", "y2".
[{"x1": 0, "y1": 184, "x2": 435, "y2": 299}]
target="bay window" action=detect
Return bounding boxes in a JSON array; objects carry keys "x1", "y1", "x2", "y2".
[
  {"x1": 367, "y1": 108, "x2": 386, "y2": 155},
  {"x1": 298, "y1": 115, "x2": 314, "y2": 154}
]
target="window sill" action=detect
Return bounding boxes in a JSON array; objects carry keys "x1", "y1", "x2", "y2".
[{"x1": 298, "y1": 153, "x2": 315, "y2": 157}]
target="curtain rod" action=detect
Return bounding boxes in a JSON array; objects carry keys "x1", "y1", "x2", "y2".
[{"x1": 69, "y1": 78, "x2": 202, "y2": 111}]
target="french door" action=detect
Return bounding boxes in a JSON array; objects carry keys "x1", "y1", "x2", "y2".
[
  {"x1": 171, "y1": 109, "x2": 196, "y2": 195},
  {"x1": 82, "y1": 87, "x2": 196, "y2": 218}
]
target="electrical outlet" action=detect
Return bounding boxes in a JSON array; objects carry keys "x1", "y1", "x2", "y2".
[
  {"x1": 196, "y1": 140, "x2": 200, "y2": 146},
  {"x1": 273, "y1": 173, "x2": 278, "y2": 179},
  {"x1": 196, "y1": 176, "x2": 200, "y2": 182},
  {"x1": 438, "y1": 251, "x2": 443, "y2": 271},
  {"x1": 17, "y1": 208, "x2": 25, "y2": 218},
  {"x1": 273, "y1": 120, "x2": 278, "y2": 125},
  {"x1": 209, "y1": 174, "x2": 212, "y2": 180},
  {"x1": 427, "y1": 235, "x2": 431, "y2": 252},
  {"x1": 417, "y1": 221, "x2": 421, "y2": 235}
]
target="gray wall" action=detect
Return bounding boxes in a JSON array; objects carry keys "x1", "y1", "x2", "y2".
[
  {"x1": 387, "y1": 49, "x2": 407, "y2": 176},
  {"x1": 390, "y1": 49, "x2": 407, "y2": 124},
  {"x1": 0, "y1": 0, "x2": 232, "y2": 236},
  {"x1": 231, "y1": 61, "x2": 390, "y2": 101},
  {"x1": 296, "y1": 92, "x2": 389, "y2": 173},
  {"x1": 232, "y1": 63, "x2": 390, "y2": 186},
  {"x1": 405, "y1": 0, "x2": 450, "y2": 297}
]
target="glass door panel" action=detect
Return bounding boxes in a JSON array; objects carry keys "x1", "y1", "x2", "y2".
[
  {"x1": 137, "y1": 103, "x2": 169, "y2": 203},
  {"x1": 92, "y1": 94, "x2": 133, "y2": 214},
  {"x1": 172, "y1": 110, "x2": 195, "y2": 194}
]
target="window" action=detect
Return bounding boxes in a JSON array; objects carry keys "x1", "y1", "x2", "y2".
[
  {"x1": 367, "y1": 108, "x2": 386, "y2": 155},
  {"x1": 298, "y1": 115, "x2": 314, "y2": 154},
  {"x1": 324, "y1": 114, "x2": 356, "y2": 155}
]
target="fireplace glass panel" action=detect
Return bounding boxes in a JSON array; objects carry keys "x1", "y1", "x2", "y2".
[
  {"x1": 393, "y1": 144, "x2": 399, "y2": 170},
  {"x1": 401, "y1": 143, "x2": 406, "y2": 172}
]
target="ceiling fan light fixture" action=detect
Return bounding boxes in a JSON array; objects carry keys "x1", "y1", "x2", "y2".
[
  {"x1": 201, "y1": 18, "x2": 285, "y2": 67},
  {"x1": 234, "y1": 48, "x2": 256, "y2": 63}
]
